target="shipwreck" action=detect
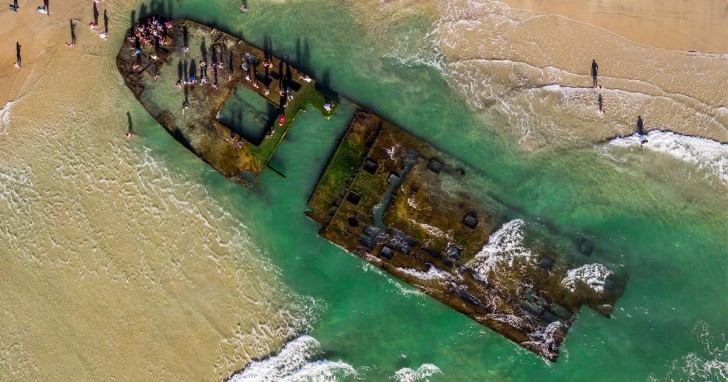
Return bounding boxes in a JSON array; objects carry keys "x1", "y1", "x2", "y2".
[{"x1": 117, "y1": 17, "x2": 625, "y2": 361}]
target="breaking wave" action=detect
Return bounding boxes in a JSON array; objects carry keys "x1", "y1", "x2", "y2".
[
  {"x1": 609, "y1": 130, "x2": 728, "y2": 186},
  {"x1": 362, "y1": 262, "x2": 425, "y2": 298},
  {"x1": 522, "y1": 321, "x2": 565, "y2": 361},
  {"x1": 561, "y1": 263, "x2": 613, "y2": 294},
  {"x1": 229, "y1": 333, "x2": 445, "y2": 382},
  {"x1": 467, "y1": 219, "x2": 531, "y2": 283},
  {"x1": 397, "y1": 266, "x2": 453, "y2": 282},
  {"x1": 393, "y1": 363, "x2": 443, "y2": 382},
  {"x1": 228, "y1": 336, "x2": 357, "y2": 382}
]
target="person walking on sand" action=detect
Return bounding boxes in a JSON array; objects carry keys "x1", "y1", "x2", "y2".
[
  {"x1": 591, "y1": 59, "x2": 599, "y2": 88},
  {"x1": 638, "y1": 116, "x2": 648, "y2": 146},
  {"x1": 637, "y1": 115, "x2": 645, "y2": 135},
  {"x1": 70, "y1": 20, "x2": 77, "y2": 45},
  {"x1": 9, "y1": 0, "x2": 18, "y2": 12},
  {"x1": 36, "y1": 0, "x2": 50, "y2": 15},
  {"x1": 14, "y1": 42, "x2": 21, "y2": 68},
  {"x1": 598, "y1": 93, "x2": 603, "y2": 113}
]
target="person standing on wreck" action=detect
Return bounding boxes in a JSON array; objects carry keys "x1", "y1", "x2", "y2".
[{"x1": 591, "y1": 59, "x2": 599, "y2": 88}]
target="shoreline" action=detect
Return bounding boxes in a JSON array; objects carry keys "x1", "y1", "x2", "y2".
[
  {"x1": 4, "y1": 1, "x2": 727, "y2": 149},
  {"x1": 350, "y1": 0, "x2": 728, "y2": 151}
]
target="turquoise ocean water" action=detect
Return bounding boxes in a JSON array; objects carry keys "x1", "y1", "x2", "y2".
[{"x1": 128, "y1": 1, "x2": 727, "y2": 380}]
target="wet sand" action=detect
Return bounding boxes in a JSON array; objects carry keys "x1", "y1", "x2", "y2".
[
  {"x1": 353, "y1": 0, "x2": 728, "y2": 150},
  {"x1": 0, "y1": 1, "x2": 308, "y2": 380}
]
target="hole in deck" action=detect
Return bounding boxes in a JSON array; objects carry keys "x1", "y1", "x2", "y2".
[
  {"x1": 427, "y1": 158, "x2": 444, "y2": 174},
  {"x1": 363, "y1": 158, "x2": 378, "y2": 174},
  {"x1": 462, "y1": 212, "x2": 478, "y2": 229},
  {"x1": 347, "y1": 216, "x2": 359, "y2": 227},
  {"x1": 346, "y1": 192, "x2": 361, "y2": 205},
  {"x1": 219, "y1": 84, "x2": 278, "y2": 146},
  {"x1": 379, "y1": 245, "x2": 395, "y2": 260}
]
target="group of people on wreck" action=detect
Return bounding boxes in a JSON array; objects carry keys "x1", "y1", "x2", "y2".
[
  {"x1": 127, "y1": 17, "x2": 323, "y2": 144},
  {"x1": 127, "y1": 16, "x2": 173, "y2": 71}
]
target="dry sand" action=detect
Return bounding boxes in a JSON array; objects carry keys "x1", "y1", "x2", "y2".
[
  {"x1": 499, "y1": 0, "x2": 728, "y2": 53},
  {"x1": 0, "y1": 0, "x2": 74, "y2": 105}
]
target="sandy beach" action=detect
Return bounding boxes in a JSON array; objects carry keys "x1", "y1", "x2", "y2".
[
  {"x1": 0, "y1": 1, "x2": 308, "y2": 380},
  {"x1": 0, "y1": 0, "x2": 726, "y2": 380},
  {"x1": 3, "y1": 0, "x2": 727, "y2": 147},
  {"x1": 0, "y1": 1, "x2": 79, "y2": 105},
  {"x1": 499, "y1": 0, "x2": 728, "y2": 53},
  {"x1": 353, "y1": 0, "x2": 728, "y2": 150}
]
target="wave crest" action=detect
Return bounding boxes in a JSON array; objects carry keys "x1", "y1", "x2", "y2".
[
  {"x1": 609, "y1": 130, "x2": 728, "y2": 186},
  {"x1": 467, "y1": 219, "x2": 531, "y2": 283},
  {"x1": 561, "y1": 263, "x2": 613, "y2": 294},
  {"x1": 228, "y1": 335, "x2": 357, "y2": 382},
  {"x1": 393, "y1": 363, "x2": 443, "y2": 382}
]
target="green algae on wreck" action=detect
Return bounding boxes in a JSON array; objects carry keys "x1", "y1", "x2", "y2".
[
  {"x1": 117, "y1": 18, "x2": 625, "y2": 361},
  {"x1": 306, "y1": 110, "x2": 625, "y2": 361},
  {"x1": 116, "y1": 19, "x2": 334, "y2": 182}
]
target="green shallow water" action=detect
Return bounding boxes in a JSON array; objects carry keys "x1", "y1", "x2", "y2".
[{"x1": 130, "y1": 1, "x2": 727, "y2": 380}]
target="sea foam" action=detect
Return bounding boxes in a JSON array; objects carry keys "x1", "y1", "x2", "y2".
[
  {"x1": 522, "y1": 320, "x2": 566, "y2": 361},
  {"x1": 648, "y1": 321, "x2": 728, "y2": 381},
  {"x1": 609, "y1": 130, "x2": 728, "y2": 185},
  {"x1": 397, "y1": 266, "x2": 454, "y2": 282},
  {"x1": 467, "y1": 219, "x2": 531, "y2": 283},
  {"x1": 561, "y1": 263, "x2": 613, "y2": 294},
  {"x1": 393, "y1": 363, "x2": 443, "y2": 382},
  {"x1": 0, "y1": 101, "x2": 14, "y2": 134},
  {"x1": 228, "y1": 335, "x2": 356, "y2": 382}
]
